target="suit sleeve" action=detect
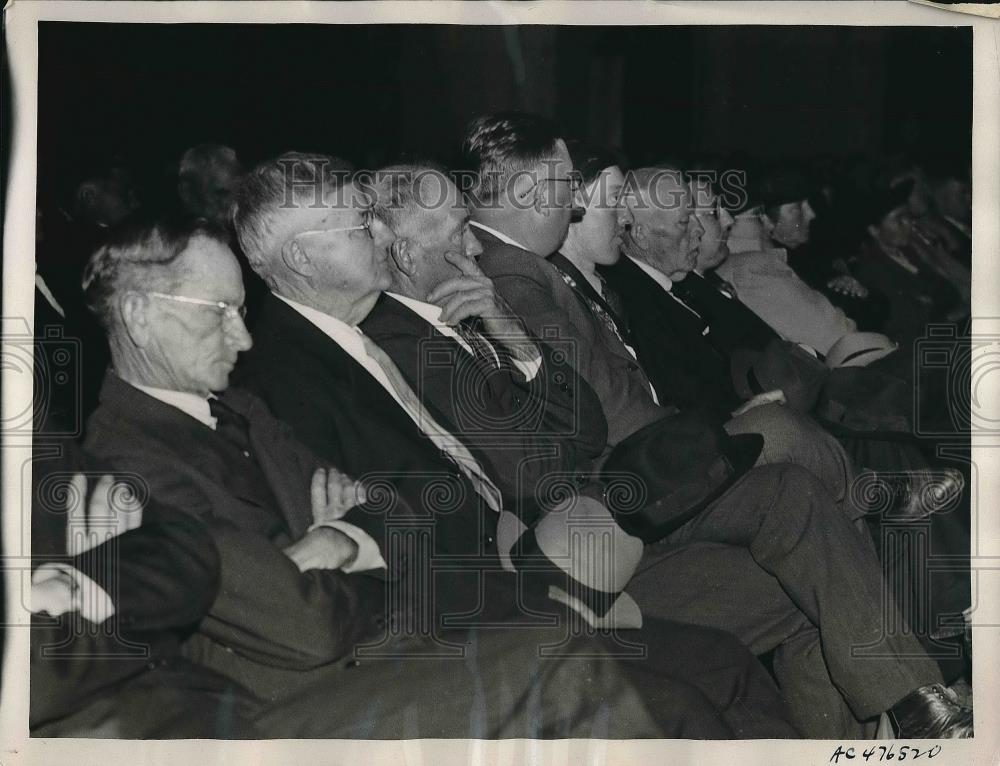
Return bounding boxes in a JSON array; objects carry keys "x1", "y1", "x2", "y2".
[
  {"x1": 71, "y1": 508, "x2": 220, "y2": 631},
  {"x1": 489, "y1": 270, "x2": 662, "y2": 440},
  {"x1": 197, "y1": 521, "x2": 384, "y2": 669},
  {"x1": 83, "y1": 449, "x2": 385, "y2": 669},
  {"x1": 370, "y1": 329, "x2": 575, "y2": 505},
  {"x1": 237, "y1": 389, "x2": 394, "y2": 569}
]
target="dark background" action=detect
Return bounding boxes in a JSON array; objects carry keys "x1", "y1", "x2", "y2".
[{"x1": 37, "y1": 23, "x2": 971, "y2": 200}]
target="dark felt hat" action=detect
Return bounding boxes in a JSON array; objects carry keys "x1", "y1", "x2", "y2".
[
  {"x1": 600, "y1": 410, "x2": 763, "y2": 543},
  {"x1": 731, "y1": 339, "x2": 830, "y2": 413}
]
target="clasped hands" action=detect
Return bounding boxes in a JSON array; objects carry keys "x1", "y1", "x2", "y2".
[{"x1": 282, "y1": 467, "x2": 367, "y2": 573}]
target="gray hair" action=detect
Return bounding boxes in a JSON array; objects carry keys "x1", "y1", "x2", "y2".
[
  {"x1": 370, "y1": 163, "x2": 452, "y2": 233},
  {"x1": 82, "y1": 219, "x2": 229, "y2": 331},
  {"x1": 232, "y1": 152, "x2": 354, "y2": 275},
  {"x1": 627, "y1": 166, "x2": 687, "y2": 212}
]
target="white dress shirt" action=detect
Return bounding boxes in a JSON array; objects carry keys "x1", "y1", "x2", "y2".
[
  {"x1": 129, "y1": 379, "x2": 384, "y2": 572},
  {"x1": 469, "y1": 220, "x2": 529, "y2": 251},
  {"x1": 386, "y1": 292, "x2": 542, "y2": 381}
]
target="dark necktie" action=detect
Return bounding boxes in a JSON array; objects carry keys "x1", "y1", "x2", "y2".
[
  {"x1": 705, "y1": 270, "x2": 738, "y2": 300},
  {"x1": 209, "y1": 397, "x2": 252, "y2": 455}
]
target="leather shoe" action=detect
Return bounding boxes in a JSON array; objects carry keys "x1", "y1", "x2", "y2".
[
  {"x1": 889, "y1": 683, "x2": 973, "y2": 738},
  {"x1": 882, "y1": 469, "x2": 965, "y2": 521}
]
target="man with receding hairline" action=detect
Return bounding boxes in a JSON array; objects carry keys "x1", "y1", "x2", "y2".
[
  {"x1": 464, "y1": 112, "x2": 972, "y2": 739},
  {"x1": 79, "y1": 216, "x2": 738, "y2": 738},
  {"x1": 230, "y1": 152, "x2": 803, "y2": 739}
]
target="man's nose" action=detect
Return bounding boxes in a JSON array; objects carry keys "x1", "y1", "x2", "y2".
[
  {"x1": 370, "y1": 218, "x2": 395, "y2": 250},
  {"x1": 690, "y1": 216, "x2": 705, "y2": 237},
  {"x1": 464, "y1": 228, "x2": 483, "y2": 258},
  {"x1": 227, "y1": 317, "x2": 253, "y2": 352},
  {"x1": 802, "y1": 200, "x2": 816, "y2": 224}
]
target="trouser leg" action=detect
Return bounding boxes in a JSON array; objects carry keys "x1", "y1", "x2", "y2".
[
  {"x1": 771, "y1": 621, "x2": 876, "y2": 738},
  {"x1": 627, "y1": 540, "x2": 853, "y2": 737},
  {"x1": 667, "y1": 463, "x2": 943, "y2": 720},
  {"x1": 725, "y1": 403, "x2": 864, "y2": 526},
  {"x1": 617, "y1": 616, "x2": 799, "y2": 738},
  {"x1": 253, "y1": 626, "x2": 731, "y2": 739}
]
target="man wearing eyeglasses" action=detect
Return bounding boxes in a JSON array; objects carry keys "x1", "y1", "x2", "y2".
[{"x1": 76, "y1": 215, "x2": 742, "y2": 738}]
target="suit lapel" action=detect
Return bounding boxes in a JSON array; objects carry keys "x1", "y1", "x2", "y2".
[
  {"x1": 95, "y1": 374, "x2": 289, "y2": 521},
  {"x1": 254, "y1": 292, "x2": 440, "y2": 455}
]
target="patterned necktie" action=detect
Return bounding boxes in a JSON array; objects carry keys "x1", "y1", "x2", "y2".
[
  {"x1": 598, "y1": 275, "x2": 628, "y2": 323},
  {"x1": 360, "y1": 334, "x2": 504, "y2": 513},
  {"x1": 454, "y1": 320, "x2": 500, "y2": 370},
  {"x1": 557, "y1": 270, "x2": 631, "y2": 351}
]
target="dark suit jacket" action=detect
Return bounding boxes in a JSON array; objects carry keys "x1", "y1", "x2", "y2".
[
  {"x1": 360, "y1": 292, "x2": 608, "y2": 509},
  {"x1": 233, "y1": 293, "x2": 531, "y2": 629},
  {"x1": 474, "y1": 228, "x2": 665, "y2": 449},
  {"x1": 83, "y1": 373, "x2": 389, "y2": 691},
  {"x1": 600, "y1": 256, "x2": 743, "y2": 418},
  {"x1": 669, "y1": 271, "x2": 779, "y2": 356},
  {"x1": 29, "y1": 438, "x2": 260, "y2": 735},
  {"x1": 30, "y1": 515, "x2": 225, "y2": 730}
]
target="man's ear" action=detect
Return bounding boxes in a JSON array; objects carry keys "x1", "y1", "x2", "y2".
[
  {"x1": 120, "y1": 292, "x2": 152, "y2": 348},
  {"x1": 630, "y1": 220, "x2": 649, "y2": 248},
  {"x1": 533, "y1": 182, "x2": 551, "y2": 217},
  {"x1": 388, "y1": 236, "x2": 414, "y2": 276},
  {"x1": 282, "y1": 239, "x2": 316, "y2": 280}
]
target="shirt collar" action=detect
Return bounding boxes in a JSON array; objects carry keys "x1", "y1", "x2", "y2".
[
  {"x1": 385, "y1": 291, "x2": 445, "y2": 327},
  {"x1": 470, "y1": 221, "x2": 530, "y2": 252},
  {"x1": 626, "y1": 255, "x2": 674, "y2": 293},
  {"x1": 274, "y1": 292, "x2": 369, "y2": 357},
  {"x1": 130, "y1": 383, "x2": 217, "y2": 429},
  {"x1": 35, "y1": 274, "x2": 65, "y2": 319}
]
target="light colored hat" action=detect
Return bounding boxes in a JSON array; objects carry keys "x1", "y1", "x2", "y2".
[
  {"x1": 826, "y1": 332, "x2": 898, "y2": 369},
  {"x1": 497, "y1": 495, "x2": 644, "y2": 629}
]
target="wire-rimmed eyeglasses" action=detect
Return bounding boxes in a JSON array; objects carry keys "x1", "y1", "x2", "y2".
[{"x1": 146, "y1": 291, "x2": 248, "y2": 322}]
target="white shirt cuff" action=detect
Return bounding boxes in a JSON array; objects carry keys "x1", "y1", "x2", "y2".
[
  {"x1": 32, "y1": 563, "x2": 115, "y2": 623},
  {"x1": 511, "y1": 352, "x2": 542, "y2": 382},
  {"x1": 308, "y1": 521, "x2": 387, "y2": 572}
]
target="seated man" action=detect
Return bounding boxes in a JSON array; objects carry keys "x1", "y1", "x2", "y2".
[
  {"x1": 78, "y1": 216, "x2": 775, "y2": 739},
  {"x1": 687, "y1": 173, "x2": 858, "y2": 357},
  {"x1": 463, "y1": 111, "x2": 972, "y2": 739},
  {"x1": 30, "y1": 439, "x2": 261, "y2": 738},
  {"x1": 229, "y1": 153, "x2": 800, "y2": 738},
  {"x1": 360, "y1": 164, "x2": 609, "y2": 513}
]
